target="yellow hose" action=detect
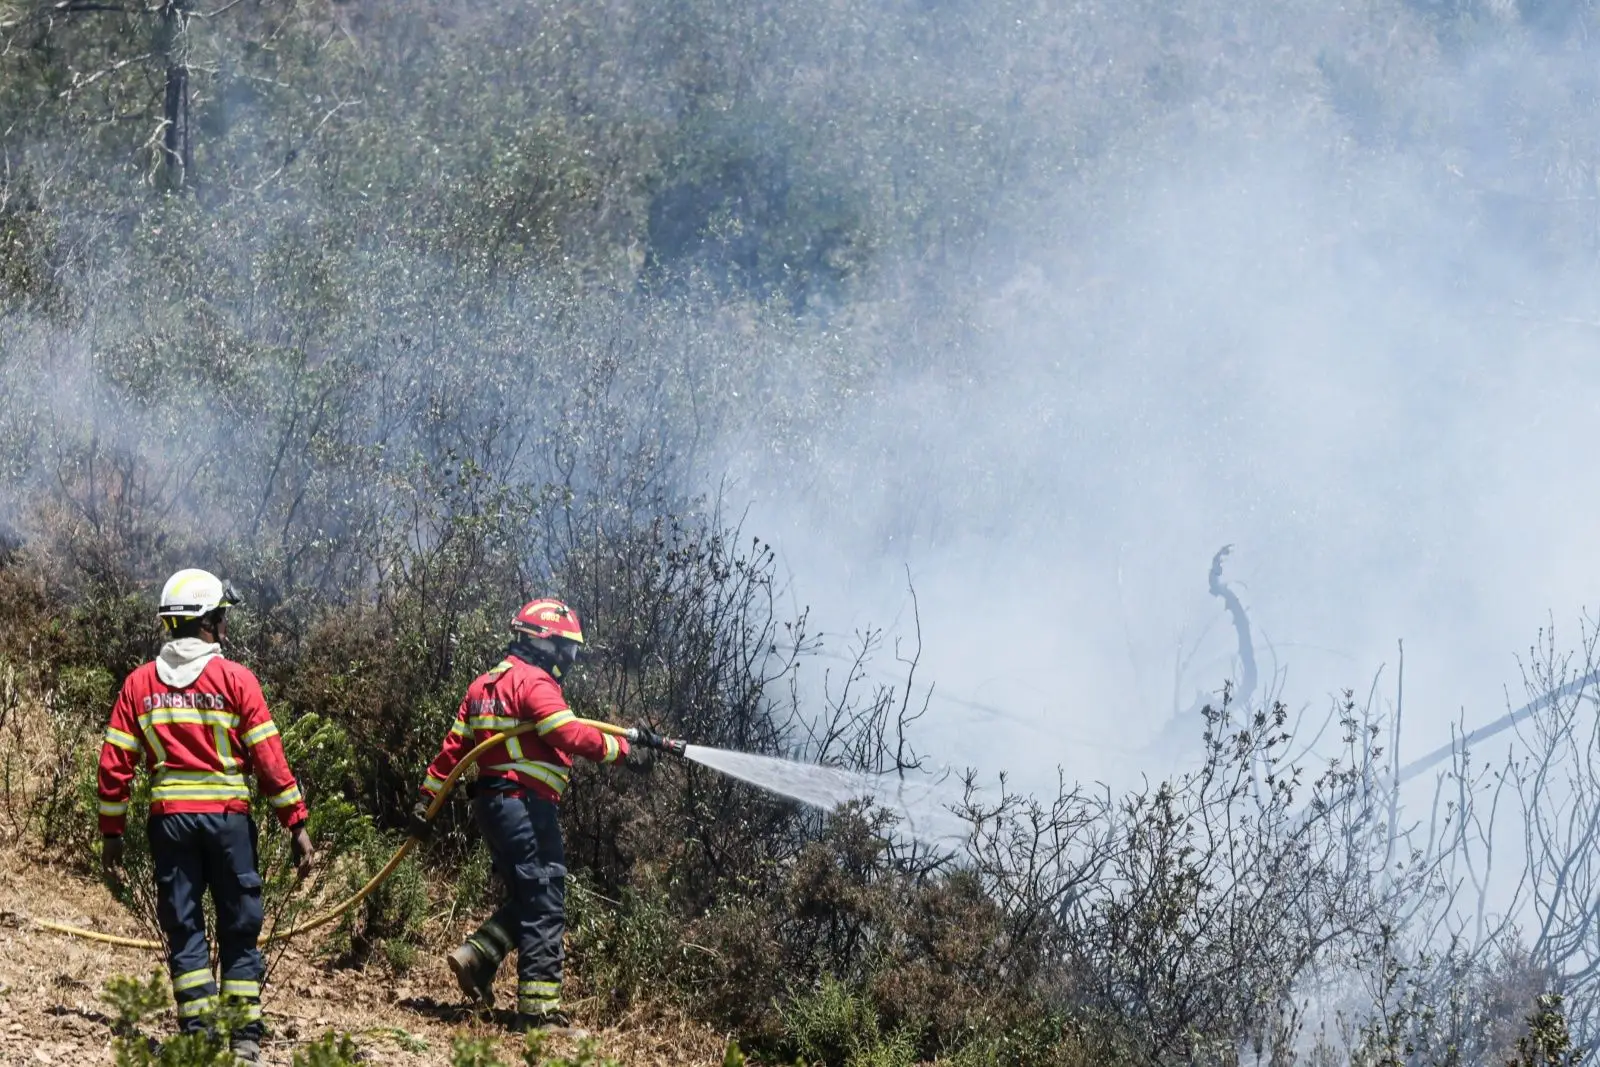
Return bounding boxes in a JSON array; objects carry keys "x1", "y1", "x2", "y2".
[{"x1": 33, "y1": 718, "x2": 631, "y2": 952}]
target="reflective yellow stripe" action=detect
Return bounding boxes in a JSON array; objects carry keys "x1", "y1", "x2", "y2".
[
  {"x1": 601, "y1": 733, "x2": 621, "y2": 764},
  {"x1": 478, "y1": 920, "x2": 514, "y2": 954},
  {"x1": 422, "y1": 773, "x2": 446, "y2": 795},
  {"x1": 176, "y1": 996, "x2": 216, "y2": 1018},
  {"x1": 221, "y1": 979, "x2": 260, "y2": 998},
  {"x1": 487, "y1": 761, "x2": 570, "y2": 794},
  {"x1": 139, "y1": 720, "x2": 168, "y2": 765},
  {"x1": 519, "y1": 995, "x2": 560, "y2": 1006},
  {"x1": 138, "y1": 709, "x2": 239, "y2": 729},
  {"x1": 518, "y1": 976, "x2": 560, "y2": 1012},
  {"x1": 104, "y1": 727, "x2": 142, "y2": 753},
  {"x1": 469, "y1": 715, "x2": 521, "y2": 732},
  {"x1": 267, "y1": 784, "x2": 303, "y2": 809},
  {"x1": 535, "y1": 709, "x2": 576, "y2": 735},
  {"x1": 241, "y1": 721, "x2": 279, "y2": 747},
  {"x1": 214, "y1": 723, "x2": 239, "y2": 772},
  {"x1": 152, "y1": 769, "x2": 249, "y2": 802},
  {"x1": 151, "y1": 789, "x2": 249, "y2": 802},
  {"x1": 98, "y1": 800, "x2": 128, "y2": 817},
  {"x1": 449, "y1": 719, "x2": 472, "y2": 738},
  {"x1": 152, "y1": 784, "x2": 249, "y2": 797},
  {"x1": 239, "y1": 1002, "x2": 262, "y2": 1021},
  {"x1": 173, "y1": 969, "x2": 213, "y2": 993}
]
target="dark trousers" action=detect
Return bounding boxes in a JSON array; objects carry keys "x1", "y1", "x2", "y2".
[
  {"x1": 466, "y1": 789, "x2": 567, "y2": 1016},
  {"x1": 148, "y1": 812, "x2": 265, "y2": 1040}
]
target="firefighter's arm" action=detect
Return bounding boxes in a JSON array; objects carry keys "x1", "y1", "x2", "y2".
[
  {"x1": 97, "y1": 683, "x2": 144, "y2": 836},
  {"x1": 524, "y1": 675, "x2": 628, "y2": 765},
  {"x1": 234, "y1": 670, "x2": 309, "y2": 829},
  {"x1": 421, "y1": 696, "x2": 473, "y2": 800}
]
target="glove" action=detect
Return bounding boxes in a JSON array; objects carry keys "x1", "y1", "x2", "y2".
[
  {"x1": 407, "y1": 801, "x2": 436, "y2": 841},
  {"x1": 624, "y1": 742, "x2": 656, "y2": 774},
  {"x1": 101, "y1": 835, "x2": 124, "y2": 873},
  {"x1": 290, "y1": 825, "x2": 316, "y2": 882}
]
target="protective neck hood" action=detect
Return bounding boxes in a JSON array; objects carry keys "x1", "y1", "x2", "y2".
[
  {"x1": 507, "y1": 639, "x2": 562, "y2": 679},
  {"x1": 156, "y1": 638, "x2": 222, "y2": 689}
]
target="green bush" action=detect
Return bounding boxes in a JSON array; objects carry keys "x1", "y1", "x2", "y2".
[
  {"x1": 782, "y1": 975, "x2": 917, "y2": 1067},
  {"x1": 568, "y1": 873, "x2": 693, "y2": 1012},
  {"x1": 321, "y1": 826, "x2": 430, "y2": 968},
  {"x1": 451, "y1": 839, "x2": 496, "y2": 922},
  {"x1": 292, "y1": 1033, "x2": 364, "y2": 1067},
  {"x1": 935, "y1": 1014, "x2": 1140, "y2": 1067},
  {"x1": 523, "y1": 1034, "x2": 626, "y2": 1067},
  {"x1": 450, "y1": 1036, "x2": 507, "y2": 1067},
  {"x1": 102, "y1": 973, "x2": 268, "y2": 1067},
  {"x1": 1506, "y1": 994, "x2": 1587, "y2": 1067},
  {"x1": 449, "y1": 1033, "x2": 626, "y2": 1067}
]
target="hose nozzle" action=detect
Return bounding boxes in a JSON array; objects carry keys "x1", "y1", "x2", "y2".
[{"x1": 628, "y1": 724, "x2": 687, "y2": 758}]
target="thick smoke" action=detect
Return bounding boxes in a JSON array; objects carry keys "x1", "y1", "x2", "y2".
[{"x1": 722, "y1": 11, "x2": 1600, "y2": 798}]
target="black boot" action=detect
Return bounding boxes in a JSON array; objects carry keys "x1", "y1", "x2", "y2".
[{"x1": 447, "y1": 941, "x2": 499, "y2": 1008}]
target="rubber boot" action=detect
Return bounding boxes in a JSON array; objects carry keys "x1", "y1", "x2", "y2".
[
  {"x1": 448, "y1": 942, "x2": 498, "y2": 1008},
  {"x1": 230, "y1": 1037, "x2": 261, "y2": 1064}
]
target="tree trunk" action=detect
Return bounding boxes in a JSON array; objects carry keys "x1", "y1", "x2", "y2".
[{"x1": 157, "y1": 0, "x2": 191, "y2": 189}]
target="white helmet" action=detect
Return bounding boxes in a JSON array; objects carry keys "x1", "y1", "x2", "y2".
[{"x1": 158, "y1": 569, "x2": 241, "y2": 620}]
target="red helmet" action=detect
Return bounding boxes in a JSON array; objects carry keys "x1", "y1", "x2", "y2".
[{"x1": 511, "y1": 598, "x2": 585, "y2": 645}]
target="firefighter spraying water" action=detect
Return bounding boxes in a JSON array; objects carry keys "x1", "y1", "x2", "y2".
[
  {"x1": 407, "y1": 598, "x2": 659, "y2": 1035},
  {"x1": 410, "y1": 599, "x2": 973, "y2": 1034}
]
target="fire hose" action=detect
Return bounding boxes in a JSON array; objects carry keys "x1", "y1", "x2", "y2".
[{"x1": 32, "y1": 718, "x2": 685, "y2": 951}]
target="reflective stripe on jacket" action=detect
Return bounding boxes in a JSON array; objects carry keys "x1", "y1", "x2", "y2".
[
  {"x1": 96, "y1": 658, "x2": 309, "y2": 835},
  {"x1": 420, "y1": 654, "x2": 625, "y2": 805}
]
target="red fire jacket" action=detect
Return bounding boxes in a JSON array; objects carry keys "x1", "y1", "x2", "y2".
[
  {"x1": 421, "y1": 654, "x2": 626, "y2": 804},
  {"x1": 97, "y1": 657, "x2": 309, "y2": 835}
]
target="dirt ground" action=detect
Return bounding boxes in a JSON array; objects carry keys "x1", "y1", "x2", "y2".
[{"x1": 0, "y1": 846, "x2": 731, "y2": 1067}]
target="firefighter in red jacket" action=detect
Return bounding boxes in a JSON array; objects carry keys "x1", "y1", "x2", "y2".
[
  {"x1": 98, "y1": 569, "x2": 314, "y2": 1064},
  {"x1": 417, "y1": 598, "x2": 649, "y2": 1031}
]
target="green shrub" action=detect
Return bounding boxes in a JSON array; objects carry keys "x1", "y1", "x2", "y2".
[
  {"x1": 325, "y1": 827, "x2": 430, "y2": 966},
  {"x1": 524, "y1": 1033, "x2": 626, "y2": 1067},
  {"x1": 448, "y1": 1033, "x2": 627, "y2": 1067},
  {"x1": 936, "y1": 1015, "x2": 1136, "y2": 1067},
  {"x1": 567, "y1": 874, "x2": 690, "y2": 1012},
  {"x1": 292, "y1": 1033, "x2": 364, "y2": 1067},
  {"x1": 104, "y1": 972, "x2": 170, "y2": 1032},
  {"x1": 451, "y1": 839, "x2": 496, "y2": 922},
  {"x1": 451, "y1": 1036, "x2": 508, "y2": 1067},
  {"x1": 102, "y1": 973, "x2": 260, "y2": 1067},
  {"x1": 1506, "y1": 994, "x2": 1586, "y2": 1067},
  {"x1": 782, "y1": 975, "x2": 917, "y2": 1067}
]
